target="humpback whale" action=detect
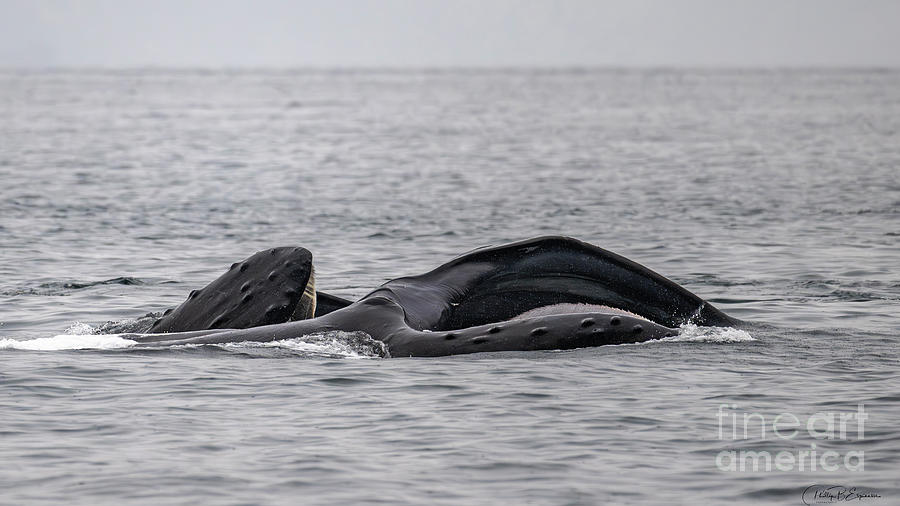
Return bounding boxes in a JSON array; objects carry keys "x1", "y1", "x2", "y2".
[{"x1": 129, "y1": 236, "x2": 738, "y2": 357}]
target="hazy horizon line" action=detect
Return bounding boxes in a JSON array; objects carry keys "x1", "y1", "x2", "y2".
[{"x1": 3, "y1": 63, "x2": 899, "y2": 72}]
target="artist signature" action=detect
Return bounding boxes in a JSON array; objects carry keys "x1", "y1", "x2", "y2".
[{"x1": 802, "y1": 485, "x2": 882, "y2": 504}]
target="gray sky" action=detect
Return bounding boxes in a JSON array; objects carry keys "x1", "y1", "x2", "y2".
[{"x1": 2, "y1": 0, "x2": 899, "y2": 67}]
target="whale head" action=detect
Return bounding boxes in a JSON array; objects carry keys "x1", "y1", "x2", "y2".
[{"x1": 149, "y1": 246, "x2": 317, "y2": 333}]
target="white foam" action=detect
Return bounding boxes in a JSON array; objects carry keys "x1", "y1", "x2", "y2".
[
  {"x1": 655, "y1": 323, "x2": 755, "y2": 343},
  {"x1": 168, "y1": 331, "x2": 387, "y2": 359},
  {"x1": 0, "y1": 334, "x2": 139, "y2": 351},
  {"x1": 65, "y1": 321, "x2": 99, "y2": 335},
  {"x1": 0, "y1": 329, "x2": 384, "y2": 357},
  {"x1": 217, "y1": 334, "x2": 384, "y2": 359}
]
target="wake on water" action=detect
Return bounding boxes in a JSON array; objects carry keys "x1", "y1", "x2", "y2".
[
  {"x1": 655, "y1": 323, "x2": 754, "y2": 344},
  {"x1": 0, "y1": 321, "x2": 388, "y2": 358},
  {"x1": 0, "y1": 333, "x2": 140, "y2": 351},
  {"x1": 0, "y1": 321, "x2": 753, "y2": 354}
]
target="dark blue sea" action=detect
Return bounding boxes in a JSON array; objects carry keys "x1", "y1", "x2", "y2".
[{"x1": 1, "y1": 69, "x2": 898, "y2": 505}]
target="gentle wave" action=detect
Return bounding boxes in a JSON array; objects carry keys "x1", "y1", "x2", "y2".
[{"x1": 1, "y1": 277, "x2": 146, "y2": 296}]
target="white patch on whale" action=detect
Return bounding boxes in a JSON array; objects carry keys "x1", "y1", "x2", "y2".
[{"x1": 512, "y1": 303, "x2": 650, "y2": 321}]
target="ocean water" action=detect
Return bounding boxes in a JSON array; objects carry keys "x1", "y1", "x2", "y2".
[{"x1": 1, "y1": 69, "x2": 898, "y2": 505}]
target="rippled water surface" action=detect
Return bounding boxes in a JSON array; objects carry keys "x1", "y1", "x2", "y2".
[{"x1": 1, "y1": 69, "x2": 898, "y2": 505}]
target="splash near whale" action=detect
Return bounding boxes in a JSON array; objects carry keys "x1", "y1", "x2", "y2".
[{"x1": 126, "y1": 236, "x2": 739, "y2": 357}]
